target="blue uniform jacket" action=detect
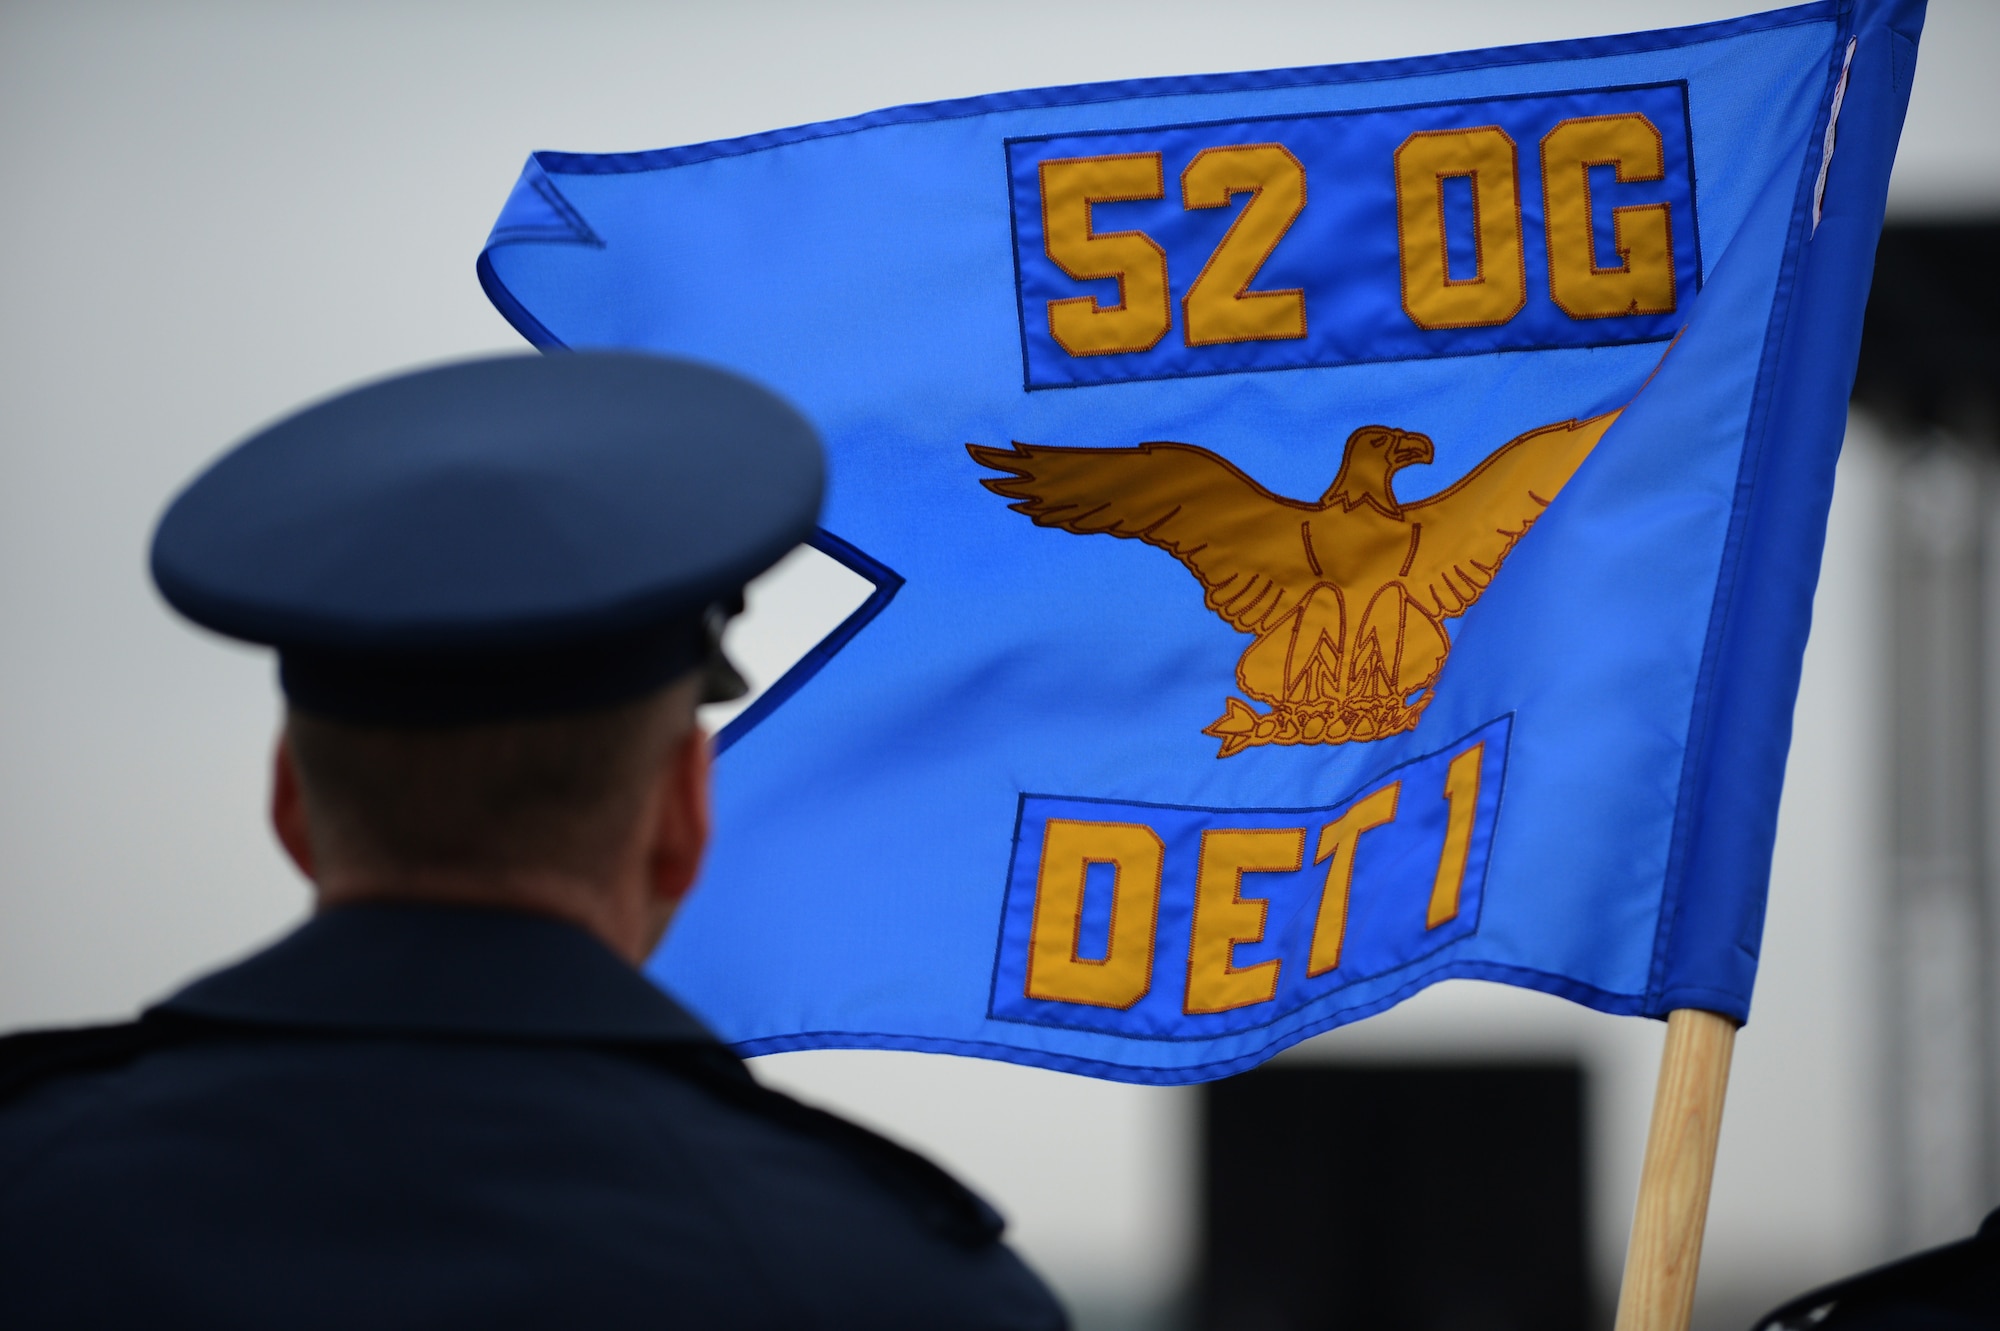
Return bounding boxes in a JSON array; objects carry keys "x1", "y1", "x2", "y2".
[
  {"x1": 1753, "y1": 1208, "x2": 1999, "y2": 1331},
  {"x1": 0, "y1": 903, "x2": 1069, "y2": 1330}
]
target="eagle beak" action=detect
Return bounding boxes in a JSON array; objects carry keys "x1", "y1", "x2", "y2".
[{"x1": 1391, "y1": 433, "x2": 1435, "y2": 467}]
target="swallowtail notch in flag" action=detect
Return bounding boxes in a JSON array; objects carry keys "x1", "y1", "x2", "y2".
[{"x1": 478, "y1": 0, "x2": 1922, "y2": 1083}]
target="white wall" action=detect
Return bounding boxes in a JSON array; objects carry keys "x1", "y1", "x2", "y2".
[{"x1": 0, "y1": 2, "x2": 1986, "y2": 1324}]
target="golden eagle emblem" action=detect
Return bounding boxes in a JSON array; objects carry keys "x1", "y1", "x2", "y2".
[{"x1": 969, "y1": 411, "x2": 1620, "y2": 756}]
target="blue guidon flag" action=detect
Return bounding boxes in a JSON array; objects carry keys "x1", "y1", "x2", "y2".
[{"x1": 479, "y1": 0, "x2": 1921, "y2": 1082}]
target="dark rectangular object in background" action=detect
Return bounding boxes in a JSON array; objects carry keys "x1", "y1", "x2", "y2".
[{"x1": 1201, "y1": 1062, "x2": 1588, "y2": 1331}]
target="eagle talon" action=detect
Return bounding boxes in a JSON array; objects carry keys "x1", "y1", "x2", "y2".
[
  {"x1": 1198, "y1": 696, "x2": 1427, "y2": 756},
  {"x1": 1203, "y1": 697, "x2": 1260, "y2": 737}
]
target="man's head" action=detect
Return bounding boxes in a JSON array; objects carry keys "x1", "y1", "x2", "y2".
[
  {"x1": 271, "y1": 679, "x2": 709, "y2": 963},
  {"x1": 149, "y1": 352, "x2": 824, "y2": 963}
]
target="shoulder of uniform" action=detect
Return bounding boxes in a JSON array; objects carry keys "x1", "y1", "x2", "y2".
[
  {"x1": 1753, "y1": 1212, "x2": 2000, "y2": 1329},
  {"x1": 639, "y1": 1043, "x2": 1007, "y2": 1250},
  {"x1": 0, "y1": 1016, "x2": 1012, "y2": 1252},
  {"x1": 0, "y1": 1019, "x2": 168, "y2": 1107}
]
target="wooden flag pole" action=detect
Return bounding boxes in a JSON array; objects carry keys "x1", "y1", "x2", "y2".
[{"x1": 1613, "y1": 1008, "x2": 1739, "y2": 1331}]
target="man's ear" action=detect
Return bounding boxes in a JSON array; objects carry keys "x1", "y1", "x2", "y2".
[
  {"x1": 645, "y1": 724, "x2": 711, "y2": 912},
  {"x1": 270, "y1": 732, "x2": 317, "y2": 882}
]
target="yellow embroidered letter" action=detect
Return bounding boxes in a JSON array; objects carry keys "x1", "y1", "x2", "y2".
[
  {"x1": 1541, "y1": 114, "x2": 1675, "y2": 319},
  {"x1": 1040, "y1": 153, "x2": 1173, "y2": 357},
  {"x1": 1308, "y1": 783, "x2": 1401, "y2": 976},
  {"x1": 1185, "y1": 827, "x2": 1303, "y2": 1014},
  {"x1": 1394, "y1": 126, "x2": 1527, "y2": 330},
  {"x1": 1180, "y1": 144, "x2": 1308, "y2": 347},
  {"x1": 1026, "y1": 819, "x2": 1163, "y2": 1008},
  {"x1": 1429, "y1": 744, "x2": 1485, "y2": 928}
]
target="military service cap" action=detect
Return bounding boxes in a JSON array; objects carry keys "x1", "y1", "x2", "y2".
[{"x1": 150, "y1": 352, "x2": 823, "y2": 723}]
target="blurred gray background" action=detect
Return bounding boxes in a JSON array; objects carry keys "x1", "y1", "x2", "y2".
[{"x1": 2, "y1": 3, "x2": 1995, "y2": 1328}]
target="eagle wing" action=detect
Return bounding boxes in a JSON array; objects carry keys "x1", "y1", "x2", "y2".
[
  {"x1": 968, "y1": 441, "x2": 1321, "y2": 634},
  {"x1": 1399, "y1": 411, "x2": 1621, "y2": 620}
]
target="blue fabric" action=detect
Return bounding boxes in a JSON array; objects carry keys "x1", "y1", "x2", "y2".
[
  {"x1": 480, "y1": 0, "x2": 1923, "y2": 1083},
  {"x1": 990, "y1": 715, "x2": 1509, "y2": 1042},
  {"x1": 1007, "y1": 83, "x2": 1700, "y2": 387}
]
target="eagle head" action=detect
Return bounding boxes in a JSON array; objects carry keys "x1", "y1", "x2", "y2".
[{"x1": 1322, "y1": 426, "x2": 1434, "y2": 518}]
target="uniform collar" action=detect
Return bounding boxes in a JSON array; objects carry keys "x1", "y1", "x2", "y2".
[{"x1": 153, "y1": 901, "x2": 720, "y2": 1048}]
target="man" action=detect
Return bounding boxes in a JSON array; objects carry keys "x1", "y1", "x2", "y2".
[
  {"x1": 1751, "y1": 1209, "x2": 1999, "y2": 1330},
  {"x1": 0, "y1": 353, "x2": 1068, "y2": 1329}
]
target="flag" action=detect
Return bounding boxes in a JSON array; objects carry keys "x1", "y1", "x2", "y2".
[{"x1": 478, "y1": 0, "x2": 1922, "y2": 1083}]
